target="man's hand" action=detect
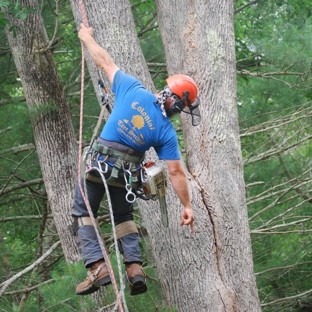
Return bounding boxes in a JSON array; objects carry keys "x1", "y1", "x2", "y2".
[
  {"x1": 78, "y1": 23, "x2": 93, "y2": 43},
  {"x1": 180, "y1": 207, "x2": 195, "y2": 234}
]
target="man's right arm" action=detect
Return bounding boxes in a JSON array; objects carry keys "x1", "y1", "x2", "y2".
[
  {"x1": 166, "y1": 159, "x2": 195, "y2": 233},
  {"x1": 78, "y1": 23, "x2": 119, "y2": 84}
]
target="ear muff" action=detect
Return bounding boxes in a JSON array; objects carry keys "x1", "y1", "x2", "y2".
[
  {"x1": 171, "y1": 91, "x2": 191, "y2": 113},
  {"x1": 171, "y1": 98, "x2": 185, "y2": 113}
]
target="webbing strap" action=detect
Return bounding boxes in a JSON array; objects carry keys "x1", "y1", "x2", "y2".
[
  {"x1": 115, "y1": 221, "x2": 138, "y2": 239},
  {"x1": 78, "y1": 216, "x2": 98, "y2": 227},
  {"x1": 92, "y1": 140, "x2": 144, "y2": 163}
]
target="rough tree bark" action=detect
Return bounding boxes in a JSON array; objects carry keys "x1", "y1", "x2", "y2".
[
  {"x1": 69, "y1": 0, "x2": 261, "y2": 311},
  {"x1": 154, "y1": 0, "x2": 261, "y2": 311},
  {"x1": 5, "y1": 0, "x2": 80, "y2": 264}
]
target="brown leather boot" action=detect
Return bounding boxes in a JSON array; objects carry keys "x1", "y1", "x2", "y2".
[
  {"x1": 76, "y1": 260, "x2": 111, "y2": 295},
  {"x1": 125, "y1": 263, "x2": 147, "y2": 296}
]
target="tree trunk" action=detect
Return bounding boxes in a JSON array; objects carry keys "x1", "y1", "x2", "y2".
[
  {"x1": 5, "y1": 0, "x2": 80, "y2": 263},
  {"x1": 154, "y1": 0, "x2": 261, "y2": 311}
]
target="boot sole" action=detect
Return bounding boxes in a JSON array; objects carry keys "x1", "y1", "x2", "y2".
[
  {"x1": 129, "y1": 275, "x2": 147, "y2": 296},
  {"x1": 76, "y1": 275, "x2": 112, "y2": 296}
]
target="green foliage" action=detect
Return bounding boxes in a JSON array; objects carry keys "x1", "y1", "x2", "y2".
[
  {"x1": 235, "y1": 1, "x2": 312, "y2": 310},
  {"x1": 1, "y1": 0, "x2": 312, "y2": 311},
  {"x1": 0, "y1": 0, "x2": 37, "y2": 35}
]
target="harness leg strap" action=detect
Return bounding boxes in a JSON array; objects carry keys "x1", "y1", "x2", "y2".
[
  {"x1": 72, "y1": 216, "x2": 99, "y2": 236},
  {"x1": 116, "y1": 221, "x2": 138, "y2": 239}
]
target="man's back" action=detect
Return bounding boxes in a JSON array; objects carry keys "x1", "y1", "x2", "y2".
[{"x1": 101, "y1": 70, "x2": 180, "y2": 160}]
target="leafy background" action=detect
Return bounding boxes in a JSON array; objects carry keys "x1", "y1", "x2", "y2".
[{"x1": 0, "y1": 0, "x2": 312, "y2": 311}]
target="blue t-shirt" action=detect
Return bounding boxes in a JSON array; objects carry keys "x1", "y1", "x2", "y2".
[{"x1": 100, "y1": 70, "x2": 180, "y2": 160}]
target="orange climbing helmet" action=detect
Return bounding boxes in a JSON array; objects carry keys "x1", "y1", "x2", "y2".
[
  {"x1": 166, "y1": 74, "x2": 198, "y2": 104},
  {"x1": 166, "y1": 74, "x2": 201, "y2": 126}
]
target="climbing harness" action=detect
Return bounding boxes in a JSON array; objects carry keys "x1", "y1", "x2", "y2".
[
  {"x1": 85, "y1": 137, "x2": 169, "y2": 227},
  {"x1": 83, "y1": 137, "x2": 169, "y2": 226},
  {"x1": 84, "y1": 137, "x2": 144, "y2": 193}
]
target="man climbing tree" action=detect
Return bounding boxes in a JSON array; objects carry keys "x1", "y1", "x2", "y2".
[{"x1": 73, "y1": 23, "x2": 197, "y2": 296}]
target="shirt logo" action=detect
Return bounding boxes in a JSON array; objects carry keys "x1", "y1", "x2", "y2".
[{"x1": 131, "y1": 102, "x2": 155, "y2": 130}]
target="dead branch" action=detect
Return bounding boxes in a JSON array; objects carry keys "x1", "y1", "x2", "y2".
[
  {"x1": 247, "y1": 171, "x2": 311, "y2": 205},
  {"x1": 0, "y1": 215, "x2": 53, "y2": 223},
  {"x1": 257, "y1": 197, "x2": 312, "y2": 230},
  {"x1": 238, "y1": 67, "x2": 312, "y2": 89},
  {"x1": 261, "y1": 287, "x2": 312, "y2": 307},
  {"x1": 256, "y1": 261, "x2": 312, "y2": 276},
  {"x1": 240, "y1": 112, "x2": 312, "y2": 138},
  {"x1": 249, "y1": 180, "x2": 311, "y2": 221},
  {"x1": 3, "y1": 279, "x2": 55, "y2": 296},
  {"x1": 0, "y1": 144, "x2": 35, "y2": 156},
  {"x1": 0, "y1": 178, "x2": 44, "y2": 196},
  {"x1": 244, "y1": 135, "x2": 312, "y2": 165},
  {"x1": 252, "y1": 215, "x2": 312, "y2": 233},
  {"x1": 0, "y1": 241, "x2": 61, "y2": 297},
  {"x1": 252, "y1": 229, "x2": 312, "y2": 235}
]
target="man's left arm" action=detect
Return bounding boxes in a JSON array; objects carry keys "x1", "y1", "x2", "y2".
[
  {"x1": 166, "y1": 159, "x2": 195, "y2": 233},
  {"x1": 78, "y1": 24, "x2": 119, "y2": 84}
]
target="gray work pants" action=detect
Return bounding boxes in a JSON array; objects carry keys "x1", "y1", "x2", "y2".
[{"x1": 72, "y1": 176, "x2": 142, "y2": 268}]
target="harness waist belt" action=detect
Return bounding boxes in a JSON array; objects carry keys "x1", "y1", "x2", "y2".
[{"x1": 92, "y1": 137, "x2": 145, "y2": 163}]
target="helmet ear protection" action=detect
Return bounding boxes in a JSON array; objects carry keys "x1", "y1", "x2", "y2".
[
  {"x1": 170, "y1": 91, "x2": 201, "y2": 126},
  {"x1": 171, "y1": 91, "x2": 190, "y2": 114}
]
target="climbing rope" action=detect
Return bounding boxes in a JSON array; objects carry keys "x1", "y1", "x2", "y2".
[{"x1": 77, "y1": 1, "x2": 128, "y2": 311}]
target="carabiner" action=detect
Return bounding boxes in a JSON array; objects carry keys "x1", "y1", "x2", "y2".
[{"x1": 97, "y1": 154, "x2": 108, "y2": 173}]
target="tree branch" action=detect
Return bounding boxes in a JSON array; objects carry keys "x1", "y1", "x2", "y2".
[
  {"x1": 252, "y1": 215, "x2": 312, "y2": 233},
  {"x1": 244, "y1": 135, "x2": 312, "y2": 165},
  {"x1": 261, "y1": 287, "x2": 312, "y2": 307},
  {"x1": 240, "y1": 112, "x2": 312, "y2": 137},
  {"x1": 3, "y1": 279, "x2": 55, "y2": 296},
  {"x1": 0, "y1": 241, "x2": 61, "y2": 297},
  {"x1": 249, "y1": 180, "x2": 311, "y2": 221},
  {"x1": 0, "y1": 144, "x2": 35, "y2": 156},
  {"x1": 252, "y1": 229, "x2": 312, "y2": 235},
  {"x1": 0, "y1": 96, "x2": 26, "y2": 108},
  {"x1": 234, "y1": 0, "x2": 258, "y2": 14},
  {"x1": 256, "y1": 197, "x2": 312, "y2": 230},
  {"x1": 0, "y1": 215, "x2": 53, "y2": 223},
  {"x1": 0, "y1": 178, "x2": 44, "y2": 196},
  {"x1": 238, "y1": 67, "x2": 312, "y2": 88},
  {"x1": 256, "y1": 261, "x2": 312, "y2": 276}
]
